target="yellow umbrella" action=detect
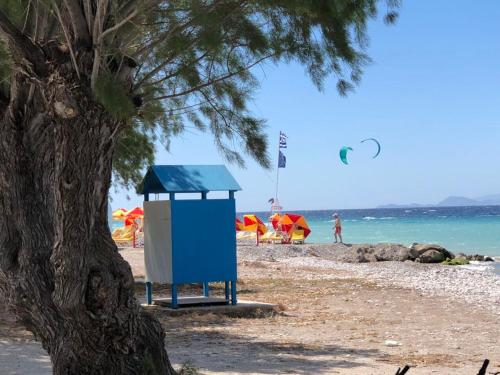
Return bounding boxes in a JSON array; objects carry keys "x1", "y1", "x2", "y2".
[
  {"x1": 243, "y1": 214, "x2": 267, "y2": 235},
  {"x1": 112, "y1": 208, "x2": 128, "y2": 220},
  {"x1": 236, "y1": 218, "x2": 246, "y2": 231},
  {"x1": 280, "y1": 213, "x2": 311, "y2": 237}
]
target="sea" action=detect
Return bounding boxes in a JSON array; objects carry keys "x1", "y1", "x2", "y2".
[
  {"x1": 245, "y1": 206, "x2": 500, "y2": 257},
  {"x1": 111, "y1": 205, "x2": 500, "y2": 257}
]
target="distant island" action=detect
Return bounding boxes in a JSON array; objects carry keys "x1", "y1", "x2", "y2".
[{"x1": 377, "y1": 194, "x2": 500, "y2": 209}]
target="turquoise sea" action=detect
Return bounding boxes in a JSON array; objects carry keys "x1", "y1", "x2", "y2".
[
  {"x1": 112, "y1": 205, "x2": 500, "y2": 256},
  {"x1": 246, "y1": 206, "x2": 500, "y2": 257}
]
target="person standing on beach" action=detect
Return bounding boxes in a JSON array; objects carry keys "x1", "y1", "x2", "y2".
[{"x1": 333, "y1": 213, "x2": 343, "y2": 243}]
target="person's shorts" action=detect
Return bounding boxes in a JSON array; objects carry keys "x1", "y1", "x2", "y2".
[{"x1": 335, "y1": 227, "x2": 341, "y2": 235}]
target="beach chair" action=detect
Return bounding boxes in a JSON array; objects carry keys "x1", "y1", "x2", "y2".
[
  {"x1": 269, "y1": 231, "x2": 284, "y2": 244},
  {"x1": 236, "y1": 231, "x2": 256, "y2": 240},
  {"x1": 112, "y1": 226, "x2": 136, "y2": 246},
  {"x1": 259, "y1": 232, "x2": 273, "y2": 243},
  {"x1": 291, "y1": 229, "x2": 305, "y2": 244}
]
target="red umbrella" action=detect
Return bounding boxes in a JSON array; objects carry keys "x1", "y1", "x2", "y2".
[
  {"x1": 272, "y1": 213, "x2": 311, "y2": 238},
  {"x1": 235, "y1": 218, "x2": 245, "y2": 231},
  {"x1": 243, "y1": 214, "x2": 267, "y2": 235},
  {"x1": 269, "y1": 213, "x2": 281, "y2": 229},
  {"x1": 126, "y1": 207, "x2": 144, "y2": 220}
]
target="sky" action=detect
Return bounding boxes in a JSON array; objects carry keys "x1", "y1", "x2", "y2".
[{"x1": 111, "y1": 1, "x2": 500, "y2": 212}]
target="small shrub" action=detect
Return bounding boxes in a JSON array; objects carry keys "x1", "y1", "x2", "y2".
[{"x1": 442, "y1": 257, "x2": 469, "y2": 266}]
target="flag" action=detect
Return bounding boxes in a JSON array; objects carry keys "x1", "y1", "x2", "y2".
[
  {"x1": 279, "y1": 131, "x2": 287, "y2": 148},
  {"x1": 278, "y1": 151, "x2": 286, "y2": 168},
  {"x1": 268, "y1": 198, "x2": 274, "y2": 204}
]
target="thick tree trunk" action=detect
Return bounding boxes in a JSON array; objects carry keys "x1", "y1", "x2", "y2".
[{"x1": 0, "y1": 64, "x2": 176, "y2": 373}]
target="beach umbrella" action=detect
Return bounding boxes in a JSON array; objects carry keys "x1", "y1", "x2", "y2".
[
  {"x1": 269, "y1": 213, "x2": 281, "y2": 229},
  {"x1": 124, "y1": 218, "x2": 136, "y2": 227},
  {"x1": 279, "y1": 213, "x2": 311, "y2": 238},
  {"x1": 235, "y1": 218, "x2": 246, "y2": 231},
  {"x1": 126, "y1": 207, "x2": 144, "y2": 220},
  {"x1": 112, "y1": 208, "x2": 128, "y2": 220},
  {"x1": 243, "y1": 214, "x2": 267, "y2": 235}
]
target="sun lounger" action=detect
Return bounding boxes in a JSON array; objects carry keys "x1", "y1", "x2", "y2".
[
  {"x1": 112, "y1": 226, "x2": 135, "y2": 242},
  {"x1": 270, "y1": 232, "x2": 284, "y2": 243},
  {"x1": 237, "y1": 231, "x2": 256, "y2": 240},
  {"x1": 258, "y1": 231, "x2": 284, "y2": 244},
  {"x1": 259, "y1": 232, "x2": 273, "y2": 243},
  {"x1": 291, "y1": 229, "x2": 305, "y2": 244}
]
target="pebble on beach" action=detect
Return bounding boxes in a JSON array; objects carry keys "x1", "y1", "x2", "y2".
[{"x1": 238, "y1": 243, "x2": 500, "y2": 314}]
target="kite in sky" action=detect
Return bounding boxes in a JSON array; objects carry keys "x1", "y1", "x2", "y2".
[
  {"x1": 339, "y1": 138, "x2": 381, "y2": 165},
  {"x1": 339, "y1": 146, "x2": 353, "y2": 165},
  {"x1": 361, "y1": 138, "x2": 381, "y2": 159}
]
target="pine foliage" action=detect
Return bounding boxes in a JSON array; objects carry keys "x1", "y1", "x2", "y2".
[
  {"x1": 0, "y1": 0, "x2": 399, "y2": 189},
  {"x1": 94, "y1": 74, "x2": 136, "y2": 120}
]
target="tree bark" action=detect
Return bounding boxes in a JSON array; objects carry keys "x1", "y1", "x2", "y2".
[{"x1": 0, "y1": 58, "x2": 176, "y2": 374}]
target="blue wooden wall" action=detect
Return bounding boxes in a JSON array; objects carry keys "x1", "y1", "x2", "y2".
[{"x1": 171, "y1": 199, "x2": 237, "y2": 284}]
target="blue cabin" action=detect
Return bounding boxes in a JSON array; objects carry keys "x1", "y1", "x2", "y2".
[{"x1": 141, "y1": 165, "x2": 241, "y2": 308}]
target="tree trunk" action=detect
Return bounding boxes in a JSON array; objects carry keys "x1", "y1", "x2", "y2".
[{"x1": 0, "y1": 62, "x2": 176, "y2": 374}]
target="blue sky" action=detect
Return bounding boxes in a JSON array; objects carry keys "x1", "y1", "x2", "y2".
[{"x1": 111, "y1": 1, "x2": 500, "y2": 212}]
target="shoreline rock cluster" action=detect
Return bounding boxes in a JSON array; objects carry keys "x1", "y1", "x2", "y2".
[
  {"x1": 410, "y1": 243, "x2": 454, "y2": 263},
  {"x1": 238, "y1": 242, "x2": 496, "y2": 264},
  {"x1": 455, "y1": 252, "x2": 495, "y2": 262},
  {"x1": 355, "y1": 243, "x2": 494, "y2": 263}
]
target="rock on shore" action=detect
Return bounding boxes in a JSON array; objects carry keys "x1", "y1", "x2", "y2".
[
  {"x1": 409, "y1": 243, "x2": 454, "y2": 262},
  {"x1": 456, "y1": 252, "x2": 495, "y2": 262},
  {"x1": 239, "y1": 242, "x2": 493, "y2": 264}
]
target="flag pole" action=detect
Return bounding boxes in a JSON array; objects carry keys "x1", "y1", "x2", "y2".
[
  {"x1": 273, "y1": 131, "x2": 286, "y2": 214},
  {"x1": 275, "y1": 152, "x2": 280, "y2": 202},
  {"x1": 275, "y1": 131, "x2": 280, "y2": 211}
]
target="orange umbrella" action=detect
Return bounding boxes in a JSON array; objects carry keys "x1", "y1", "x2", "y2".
[
  {"x1": 126, "y1": 207, "x2": 144, "y2": 220},
  {"x1": 269, "y1": 213, "x2": 281, "y2": 229},
  {"x1": 274, "y1": 213, "x2": 311, "y2": 238},
  {"x1": 235, "y1": 218, "x2": 246, "y2": 231},
  {"x1": 243, "y1": 214, "x2": 267, "y2": 235}
]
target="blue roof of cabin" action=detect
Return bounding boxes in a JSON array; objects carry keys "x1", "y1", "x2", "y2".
[{"x1": 141, "y1": 165, "x2": 241, "y2": 194}]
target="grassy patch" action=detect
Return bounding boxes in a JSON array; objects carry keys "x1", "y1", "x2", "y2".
[{"x1": 442, "y1": 258, "x2": 469, "y2": 266}]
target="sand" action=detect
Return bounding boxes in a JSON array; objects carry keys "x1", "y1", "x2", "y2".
[{"x1": 0, "y1": 244, "x2": 499, "y2": 374}]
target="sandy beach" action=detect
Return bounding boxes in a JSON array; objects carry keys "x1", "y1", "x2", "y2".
[{"x1": 1, "y1": 243, "x2": 499, "y2": 374}]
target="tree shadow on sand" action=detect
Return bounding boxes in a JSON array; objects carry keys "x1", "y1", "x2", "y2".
[
  {"x1": 166, "y1": 328, "x2": 382, "y2": 374},
  {"x1": 0, "y1": 340, "x2": 51, "y2": 375}
]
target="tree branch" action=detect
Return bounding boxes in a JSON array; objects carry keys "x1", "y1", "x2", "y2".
[
  {"x1": 151, "y1": 54, "x2": 272, "y2": 101},
  {"x1": 0, "y1": 9, "x2": 45, "y2": 75},
  {"x1": 53, "y1": 3, "x2": 81, "y2": 79},
  {"x1": 90, "y1": 0, "x2": 110, "y2": 89},
  {"x1": 92, "y1": 0, "x2": 109, "y2": 43},
  {"x1": 132, "y1": 0, "x2": 248, "y2": 92},
  {"x1": 131, "y1": 0, "x2": 232, "y2": 59},
  {"x1": 83, "y1": 0, "x2": 94, "y2": 40},
  {"x1": 136, "y1": 49, "x2": 210, "y2": 90},
  {"x1": 63, "y1": 0, "x2": 91, "y2": 46},
  {"x1": 97, "y1": 8, "x2": 138, "y2": 44}
]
